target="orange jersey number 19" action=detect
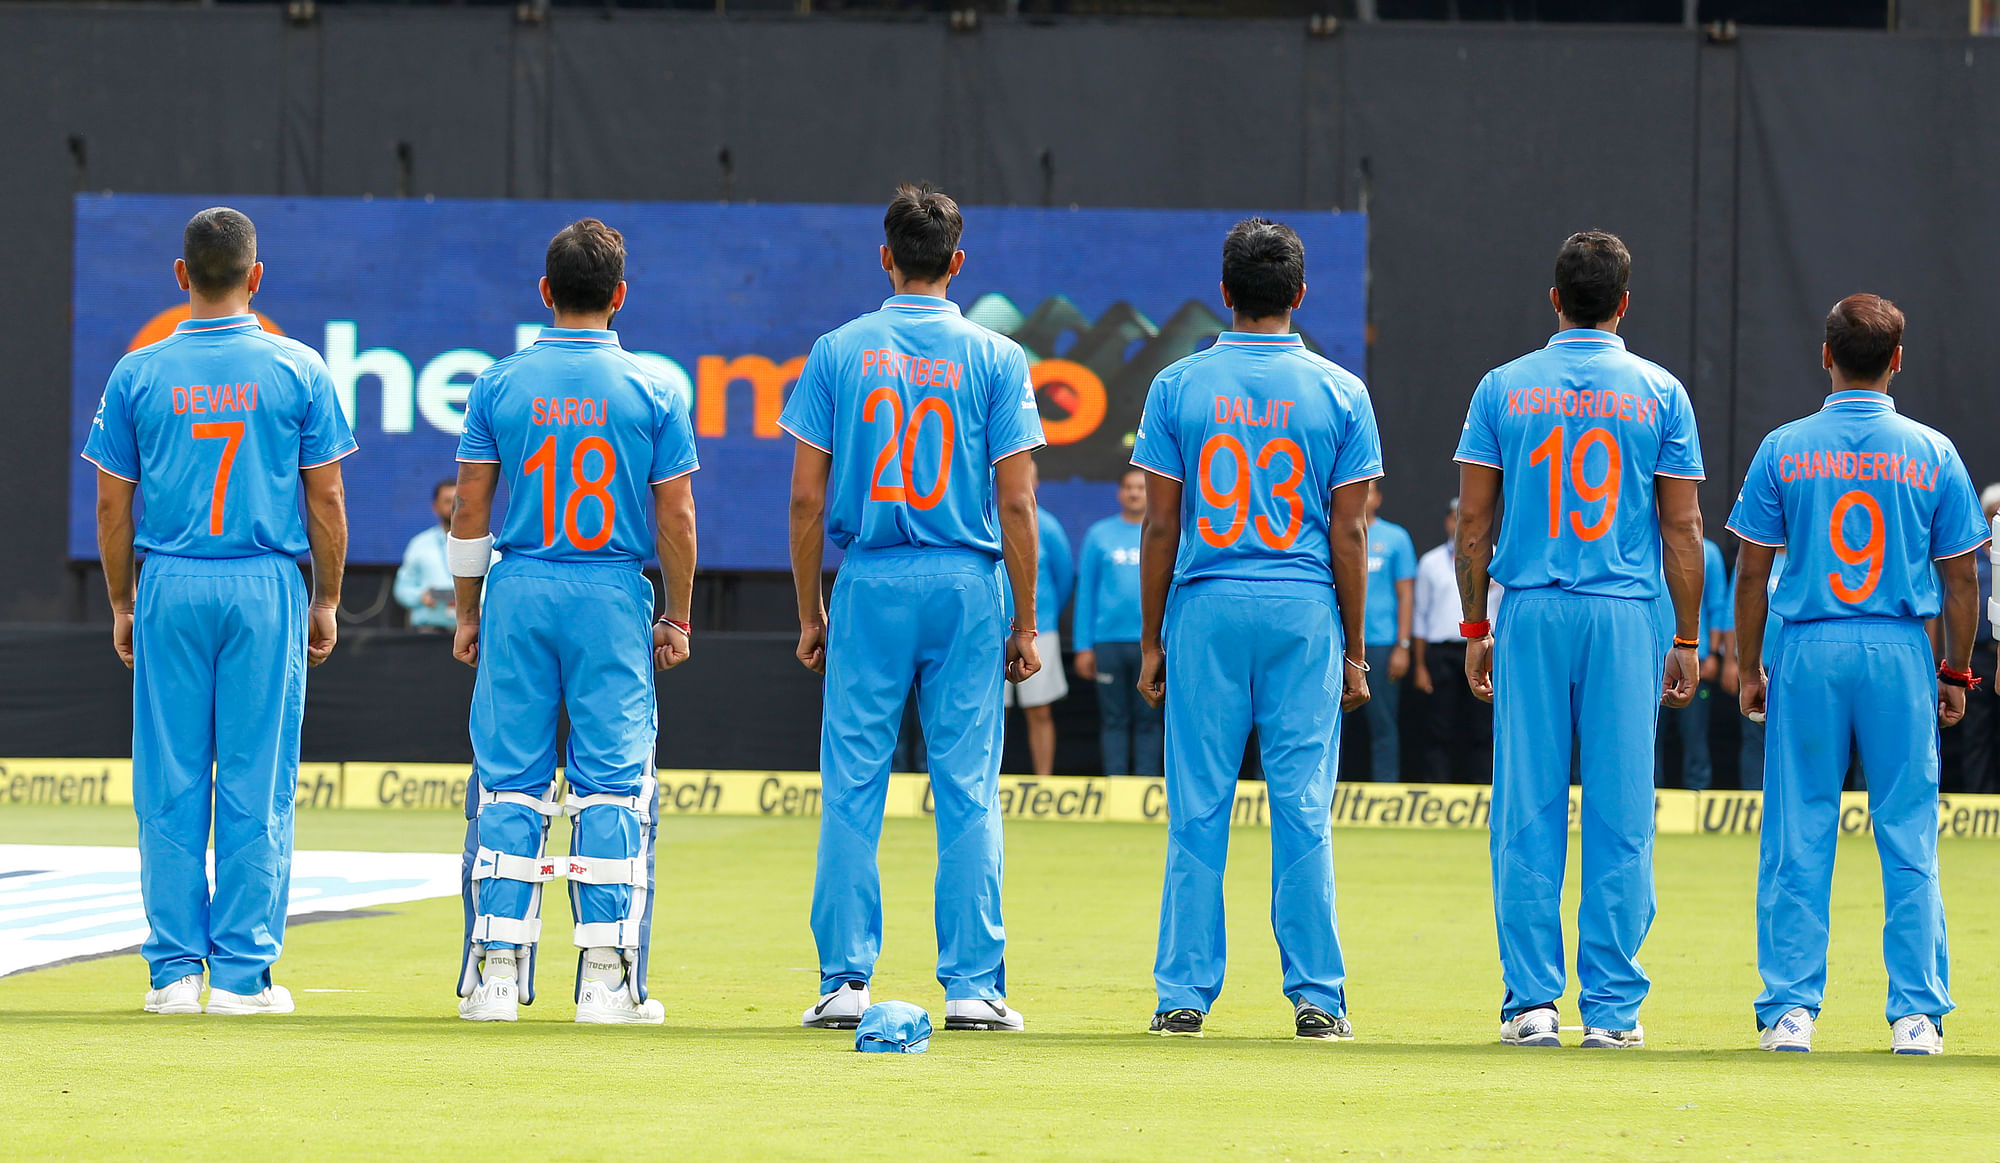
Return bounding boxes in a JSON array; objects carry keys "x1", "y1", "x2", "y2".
[
  {"x1": 1528, "y1": 425, "x2": 1621, "y2": 542},
  {"x1": 524, "y1": 434, "x2": 617, "y2": 551},
  {"x1": 1196, "y1": 433, "x2": 1306, "y2": 549}
]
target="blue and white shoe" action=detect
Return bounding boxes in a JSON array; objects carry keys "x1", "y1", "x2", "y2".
[
  {"x1": 1890, "y1": 1014, "x2": 1943, "y2": 1056},
  {"x1": 1759, "y1": 1007, "x2": 1814, "y2": 1052},
  {"x1": 1499, "y1": 1007, "x2": 1560, "y2": 1047},
  {"x1": 1580, "y1": 1024, "x2": 1644, "y2": 1049}
]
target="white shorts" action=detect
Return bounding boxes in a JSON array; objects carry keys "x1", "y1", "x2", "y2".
[{"x1": 1004, "y1": 631, "x2": 1069, "y2": 709}]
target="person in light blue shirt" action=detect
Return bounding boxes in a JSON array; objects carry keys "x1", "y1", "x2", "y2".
[
  {"x1": 1133, "y1": 218, "x2": 1381, "y2": 1040},
  {"x1": 1653, "y1": 537, "x2": 1732, "y2": 789},
  {"x1": 394, "y1": 480, "x2": 459, "y2": 631},
  {"x1": 1725, "y1": 548, "x2": 1785, "y2": 790},
  {"x1": 83, "y1": 207, "x2": 354, "y2": 1016},
  {"x1": 1728, "y1": 294, "x2": 1988, "y2": 1054},
  {"x1": 1348, "y1": 483, "x2": 1416, "y2": 782},
  {"x1": 1454, "y1": 231, "x2": 1706, "y2": 1049},
  {"x1": 1001, "y1": 459, "x2": 1074, "y2": 776},
  {"x1": 1073, "y1": 468, "x2": 1160, "y2": 776}
]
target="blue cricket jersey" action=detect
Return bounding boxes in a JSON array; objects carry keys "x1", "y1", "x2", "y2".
[
  {"x1": 1132, "y1": 332, "x2": 1384, "y2": 586},
  {"x1": 81, "y1": 314, "x2": 357, "y2": 558},
  {"x1": 1726, "y1": 390, "x2": 1988, "y2": 623},
  {"x1": 1363, "y1": 518, "x2": 1418, "y2": 645},
  {"x1": 1455, "y1": 329, "x2": 1704, "y2": 599},
  {"x1": 1653, "y1": 537, "x2": 1731, "y2": 659},
  {"x1": 1073, "y1": 515, "x2": 1144, "y2": 651},
  {"x1": 778, "y1": 295, "x2": 1046, "y2": 557},
  {"x1": 456, "y1": 327, "x2": 699, "y2": 566}
]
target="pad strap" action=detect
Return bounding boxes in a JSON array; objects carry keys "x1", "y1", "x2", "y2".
[
  {"x1": 471, "y1": 915, "x2": 542, "y2": 945},
  {"x1": 566, "y1": 791, "x2": 652, "y2": 823},
  {"x1": 565, "y1": 856, "x2": 643, "y2": 886},
  {"x1": 573, "y1": 919, "x2": 642, "y2": 949},
  {"x1": 448, "y1": 533, "x2": 495, "y2": 578},
  {"x1": 483, "y1": 788, "x2": 563, "y2": 817},
  {"x1": 471, "y1": 847, "x2": 563, "y2": 884}
]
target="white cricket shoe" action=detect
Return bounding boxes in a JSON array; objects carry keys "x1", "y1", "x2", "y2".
[
  {"x1": 1890, "y1": 1015, "x2": 1943, "y2": 1056},
  {"x1": 206, "y1": 984, "x2": 295, "y2": 1015},
  {"x1": 458, "y1": 977, "x2": 520, "y2": 1022},
  {"x1": 143, "y1": 973, "x2": 204, "y2": 1015},
  {"x1": 1760, "y1": 1008, "x2": 1814, "y2": 1052},
  {"x1": 1499, "y1": 1007, "x2": 1560, "y2": 1047},
  {"x1": 944, "y1": 998, "x2": 1025, "y2": 1032},
  {"x1": 1581, "y1": 1024, "x2": 1644, "y2": 1049},
  {"x1": 575, "y1": 981, "x2": 665, "y2": 1025},
  {"x1": 802, "y1": 981, "x2": 870, "y2": 1029}
]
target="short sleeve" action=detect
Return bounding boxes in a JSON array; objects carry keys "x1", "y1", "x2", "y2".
[
  {"x1": 80, "y1": 361, "x2": 140, "y2": 482},
  {"x1": 985, "y1": 343, "x2": 1046, "y2": 464},
  {"x1": 1931, "y1": 445, "x2": 1991, "y2": 560},
  {"x1": 1725, "y1": 435, "x2": 1786, "y2": 548},
  {"x1": 1655, "y1": 382, "x2": 1705, "y2": 480},
  {"x1": 299, "y1": 353, "x2": 359, "y2": 469},
  {"x1": 1130, "y1": 370, "x2": 1184, "y2": 481},
  {"x1": 1330, "y1": 383, "x2": 1384, "y2": 489},
  {"x1": 1452, "y1": 373, "x2": 1502, "y2": 470},
  {"x1": 777, "y1": 335, "x2": 836, "y2": 454},
  {"x1": 1702, "y1": 540, "x2": 1733, "y2": 631},
  {"x1": 1393, "y1": 527, "x2": 1418, "y2": 580},
  {"x1": 650, "y1": 378, "x2": 701, "y2": 484},
  {"x1": 456, "y1": 370, "x2": 499, "y2": 463}
]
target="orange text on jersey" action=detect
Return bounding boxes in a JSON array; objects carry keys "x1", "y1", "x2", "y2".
[
  {"x1": 1506, "y1": 387, "x2": 1659, "y2": 426},
  {"x1": 171, "y1": 383, "x2": 258, "y2": 414},
  {"x1": 531, "y1": 397, "x2": 608, "y2": 426},
  {"x1": 1778, "y1": 449, "x2": 1938, "y2": 491},
  {"x1": 862, "y1": 350, "x2": 962, "y2": 391},
  {"x1": 1214, "y1": 396, "x2": 1295, "y2": 428}
]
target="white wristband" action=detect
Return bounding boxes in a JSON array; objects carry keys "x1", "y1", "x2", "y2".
[{"x1": 447, "y1": 534, "x2": 495, "y2": 578}]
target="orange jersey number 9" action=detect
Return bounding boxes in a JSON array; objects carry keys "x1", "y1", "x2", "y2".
[{"x1": 1827, "y1": 489, "x2": 1885, "y2": 603}]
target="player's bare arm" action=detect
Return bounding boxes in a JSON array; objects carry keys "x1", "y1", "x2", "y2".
[
  {"x1": 1938, "y1": 549, "x2": 1980, "y2": 728},
  {"x1": 1135, "y1": 470, "x2": 1180, "y2": 709},
  {"x1": 94, "y1": 470, "x2": 139, "y2": 669},
  {"x1": 1454, "y1": 462, "x2": 1500, "y2": 703},
  {"x1": 787, "y1": 440, "x2": 832, "y2": 674},
  {"x1": 652, "y1": 474, "x2": 697, "y2": 672},
  {"x1": 301, "y1": 462, "x2": 348, "y2": 668},
  {"x1": 1732, "y1": 540, "x2": 1776, "y2": 723},
  {"x1": 1330, "y1": 478, "x2": 1373, "y2": 712},
  {"x1": 1655, "y1": 476, "x2": 1704, "y2": 710},
  {"x1": 996, "y1": 450, "x2": 1042, "y2": 684},
  {"x1": 449, "y1": 461, "x2": 498, "y2": 668}
]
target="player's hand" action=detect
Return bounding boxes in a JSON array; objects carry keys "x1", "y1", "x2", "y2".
[
  {"x1": 1073, "y1": 650, "x2": 1097, "y2": 682},
  {"x1": 1661, "y1": 644, "x2": 1699, "y2": 709},
  {"x1": 1939, "y1": 682, "x2": 1967, "y2": 728},
  {"x1": 111, "y1": 609, "x2": 135, "y2": 670},
  {"x1": 1137, "y1": 644, "x2": 1166, "y2": 709},
  {"x1": 1718, "y1": 656, "x2": 1740, "y2": 697},
  {"x1": 1388, "y1": 644, "x2": 1411, "y2": 682},
  {"x1": 1700, "y1": 652, "x2": 1720, "y2": 682},
  {"x1": 796, "y1": 621, "x2": 827, "y2": 674},
  {"x1": 308, "y1": 604, "x2": 339, "y2": 668},
  {"x1": 1412, "y1": 657, "x2": 1433, "y2": 695},
  {"x1": 654, "y1": 620, "x2": 690, "y2": 672},
  {"x1": 1464, "y1": 634, "x2": 1495, "y2": 704},
  {"x1": 421, "y1": 591, "x2": 437, "y2": 608},
  {"x1": 1738, "y1": 667, "x2": 1767, "y2": 723},
  {"x1": 1007, "y1": 630, "x2": 1042, "y2": 684},
  {"x1": 453, "y1": 620, "x2": 480, "y2": 669},
  {"x1": 1341, "y1": 655, "x2": 1371, "y2": 712}
]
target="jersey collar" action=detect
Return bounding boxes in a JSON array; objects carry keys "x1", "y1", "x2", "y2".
[
  {"x1": 534, "y1": 326, "x2": 621, "y2": 345},
  {"x1": 1546, "y1": 328, "x2": 1625, "y2": 349},
  {"x1": 883, "y1": 294, "x2": 960, "y2": 314},
  {"x1": 1215, "y1": 331, "x2": 1303, "y2": 347},
  {"x1": 174, "y1": 313, "x2": 260, "y2": 334},
  {"x1": 1821, "y1": 389, "x2": 1896, "y2": 412}
]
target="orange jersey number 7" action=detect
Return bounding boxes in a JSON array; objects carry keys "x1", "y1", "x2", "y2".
[{"x1": 190, "y1": 421, "x2": 244, "y2": 536}]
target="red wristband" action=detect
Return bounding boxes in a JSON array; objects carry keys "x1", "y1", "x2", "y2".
[
  {"x1": 657, "y1": 617, "x2": 691, "y2": 636},
  {"x1": 1939, "y1": 661, "x2": 1980, "y2": 690},
  {"x1": 1458, "y1": 620, "x2": 1491, "y2": 639}
]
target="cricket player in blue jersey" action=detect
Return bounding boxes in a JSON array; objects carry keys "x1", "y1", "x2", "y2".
[
  {"x1": 449, "y1": 219, "x2": 700, "y2": 1026},
  {"x1": 1134, "y1": 218, "x2": 1381, "y2": 1041},
  {"x1": 782, "y1": 184, "x2": 1046, "y2": 1033},
  {"x1": 1653, "y1": 536, "x2": 1731, "y2": 790},
  {"x1": 86, "y1": 208, "x2": 354, "y2": 1017},
  {"x1": 1454, "y1": 231, "x2": 1706, "y2": 1049},
  {"x1": 1073, "y1": 468, "x2": 1161, "y2": 777},
  {"x1": 1729, "y1": 294, "x2": 1988, "y2": 1055}
]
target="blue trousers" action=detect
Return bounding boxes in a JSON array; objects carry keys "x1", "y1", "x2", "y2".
[
  {"x1": 1491, "y1": 589, "x2": 1661, "y2": 1029},
  {"x1": 1756, "y1": 616, "x2": 1950, "y2": 1028},
  {"x1": 812, "y1": 547, "x2": 1008, "y2": 1001},
  {"x1": 1655, "y1": 683, "x2": 1714, "y2": 791},
  {"x1": 132, "y1": 553, "x2": 306, "y2": 994},
  {"x1": 464, "y1": 557, "x2": 657, "y2": 997},
  {"x1": 1155, "y1": 579, "x2": 1348, "y2": 1016},
  {"x1": 1093, "y1": 640, "x2": 1163, "y2": 777}
]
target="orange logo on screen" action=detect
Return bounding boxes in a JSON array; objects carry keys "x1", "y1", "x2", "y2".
[{"x1": 128, "y1": 305, "x2": 284, "y2": 351}]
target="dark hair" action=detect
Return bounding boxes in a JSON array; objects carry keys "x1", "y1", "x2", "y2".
[
  {"x1": 883, "y1": 183, "x2": 963, "y2": 282},
  {"x1": 1119, "y1": 466, "x2": 1147, "y2": 485},
  {"x1": 1825, "y1": 293, "x2": 1904, "y2": 381},
  {"x1": 1221, "y1": 219, "x2": 1305, "y2": 320},
  {"x1": 1553, "y1": 230, "x2": 1630, "y2": 327},
  {"x1": 545, "y1": 218, "x2": 625, "y2": 314},
  {"x1": 433, "y1": 479, "x2": 456, "y2": 502},
  {"x1": 183, "y1": 207, "x2": 257, "y2": 297}
]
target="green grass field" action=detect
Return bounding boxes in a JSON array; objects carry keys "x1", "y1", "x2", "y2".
[{"x1": 3, "y1": 805, "x2": 1996, "y2": 1160}]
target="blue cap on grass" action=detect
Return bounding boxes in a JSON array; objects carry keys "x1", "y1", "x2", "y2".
[{"x1": 855, "y1": 1001, "x2": 932, "y2": 1053}]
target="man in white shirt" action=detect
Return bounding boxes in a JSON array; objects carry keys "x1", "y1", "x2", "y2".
[
  {"x1": 1411, "y1": 498, "x2": 1501, "y2": 782},
  {"x1": 394, "y1": 480, "x2": 458, "y2": 631}
]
